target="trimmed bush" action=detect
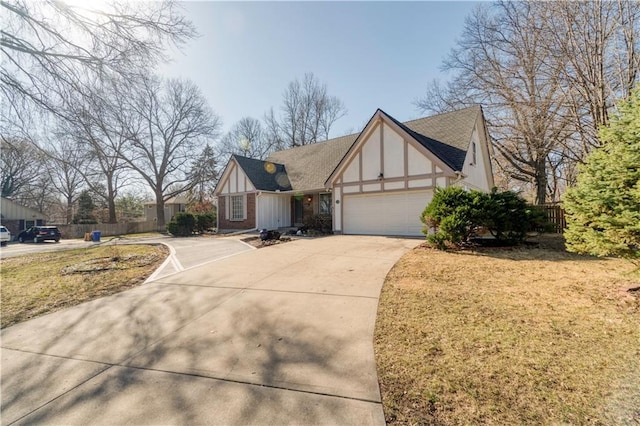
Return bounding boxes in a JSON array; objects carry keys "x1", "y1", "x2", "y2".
[
  {"x1": 303, "y1": 214, "x2": 332, "y2": 234},
  {"x1": 166, "y1": 212, "x2": 196, "y2": 237},
  {"x1": 422, "y1": 187, "x2": 545, "y2": 249},
  {"x1": 421, "y1": 187, "x2": 480, "y2": 248},
  {"x1": 195, "y1": 212, "x2": 215, "y2": 233},
  {"x1": 480, "y1": 190, "x2": 530, "y2": 244}
]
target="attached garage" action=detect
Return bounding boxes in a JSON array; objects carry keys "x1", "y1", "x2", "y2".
[
  {"x1": 216, "y1": 107, "x2": 494, "y2": 236},
  {"x1": 342, "y1": 190, "x2": 433, "y2": 236}
]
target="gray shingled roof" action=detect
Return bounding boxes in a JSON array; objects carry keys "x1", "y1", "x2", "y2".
[
  {"x1": 255, "y1": 105, "x2": 481, "y2": 191},
  {"x1": 400, "y1": 105, "x2": 481, "y2": 171},
  {"x1": 233, "y1": 155, "x2": 292, "y2": 191},
  {"x1": 266, "y1": 133, "x2": 357, "y2": 191}
]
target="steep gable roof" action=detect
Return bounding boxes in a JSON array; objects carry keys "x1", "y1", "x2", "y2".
[
  {"x1": 221, "y1": 106, "x2": 483, "y2": 193},
  {"x1": 394, "y1": 105, "x2": 481, "y2": 171},
  {"x1": 266, "y1": 133, "x2": 357, "y2": 191},
  {"x1": 233, "y1": 155, "x2": 292, "y2": 191}
]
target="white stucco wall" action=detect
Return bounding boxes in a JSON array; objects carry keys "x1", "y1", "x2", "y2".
[
  {"x1": 361, "y1": 126, "x2": 381, "y2": 181},
  {"x1": 219, "y1": 163, "x2": 255, "y2": 195},
  {"x1": 461, "y1": 125, "x2": 491, "y2": 192},
  {"x1": 383, "y1": 124, "x2": 404, "y2": 178},
  {"x1": 343, "y1": 158, "x2": 360, "y2": 183},
  {"x1": 407, "y1": 143, "x2": 433, "y2": 176}
]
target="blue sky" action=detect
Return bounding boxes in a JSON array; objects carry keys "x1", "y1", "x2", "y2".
[{"x1": 160, "y1": 1, "x2": 479, "y2": 138}]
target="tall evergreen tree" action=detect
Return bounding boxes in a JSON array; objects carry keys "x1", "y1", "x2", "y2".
[
  {"x1": 563, "y1": 88, "x2": 640, "y2": 260},
  {"x1": 74, "y1": 190, "x2": 98, "y2": 224}
]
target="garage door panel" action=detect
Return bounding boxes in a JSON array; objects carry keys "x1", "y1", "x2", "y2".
[{"x1": 343, "y1": 190, "x2": 432, "y2": 236}]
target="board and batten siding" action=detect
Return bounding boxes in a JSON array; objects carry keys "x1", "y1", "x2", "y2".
[{"x1": 256, "y1": 193, "x2": 290, "y2": 230}]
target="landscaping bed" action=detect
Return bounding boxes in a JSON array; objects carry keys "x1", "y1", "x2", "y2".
[
  {"x1": 241, "y1": 235, "x2": 292, "y2": 248},
  {"x1": 374, "y1": 237, "x2": 640, "y2": 424}
]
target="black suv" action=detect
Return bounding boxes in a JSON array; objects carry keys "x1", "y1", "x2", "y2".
[{"x1": 17, "y1": 226, "x2": 61, "y2": 243}]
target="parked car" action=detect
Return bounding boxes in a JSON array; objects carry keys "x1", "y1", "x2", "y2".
[
  {"x1": 0, "y1": 226, "x2": 11, "y2": 246},
  {"x1": 17, "y1": 226, "x2": 61, "y2": 243}
]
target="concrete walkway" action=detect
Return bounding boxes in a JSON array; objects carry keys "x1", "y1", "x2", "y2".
[{"x1": 1, "y1": 235, "x2": 421, "y2": 425}]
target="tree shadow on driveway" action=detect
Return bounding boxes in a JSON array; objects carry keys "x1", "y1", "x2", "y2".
[{"x1": 2, "y1": 280, "x2": 384, "y2": 425}]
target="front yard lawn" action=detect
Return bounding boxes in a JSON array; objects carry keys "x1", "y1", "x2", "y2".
[
  {"x1": 1, "y1": 244, "x2": 168, "y2": 328},
  {"x1": 375, "y1": 236, "x2": 640, "y2": 425}
]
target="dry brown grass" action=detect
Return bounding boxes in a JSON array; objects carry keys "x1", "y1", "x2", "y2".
[
  {"x1": 375, "y1": 236, "x2": 640, "y2": 425},
  {"x1": 1, "y1": 244, "x2": 168, "y2": 328}
]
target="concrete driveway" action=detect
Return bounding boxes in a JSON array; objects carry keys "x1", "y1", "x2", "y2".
[
  {"x1": 142, "y1": 235, "x2": 256, "y2": 280},
  {"x1": 1, "y1": 235, "x2": 421, "y2": 425}
]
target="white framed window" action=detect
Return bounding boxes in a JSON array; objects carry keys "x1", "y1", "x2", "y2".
[
  {"x1": 471, "y1": 142, "x2": 477, "y2": 165},
  {"x1": 231, "y1": 195, "x2": 244, "y2": 220},
  {"x1": 319, "y1": 193, "x2": 332, "y2": 215}
]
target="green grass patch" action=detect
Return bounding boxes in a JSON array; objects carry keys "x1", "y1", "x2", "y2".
[
  {"x1": 1, "y1": 244, "x2": 168, "y2": 328},
  {"x1": 375, "y1": 237, "x2": 640, "y2": 424}
]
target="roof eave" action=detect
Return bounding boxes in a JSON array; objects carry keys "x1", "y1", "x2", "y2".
[
  {"x1": 213, "y1": 155, "x2": 240, "y2": 196},
  {"x1": 324, "y1": 109, "x2": 386, "y2": 187}
]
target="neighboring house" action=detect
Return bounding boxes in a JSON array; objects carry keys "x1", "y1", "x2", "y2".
[
  {"x1": 214, "y1": 106, "x2": 494, "y2": 236},
  {"x1": 144, "y1": 195, "x2": 188, "y2": 222},
  {"x1": 0, "y1": 197, "x2": 46, "y2": 236}
]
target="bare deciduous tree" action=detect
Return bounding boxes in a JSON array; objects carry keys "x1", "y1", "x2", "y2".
[
  {"x1": 122, "y1": 76, "x2": 221, "y2": 228},
  {"x1": 45, "y1": 138, "x2": 87, "y2": 224},
  {"x1": 218, "y1": 117, "x2": 276, "y2": 160},
  {"x1": 278, "y1": 73, "x2": 346, "y2": 147},
  {"x1": 0, "y1": 137, "x2": 41, "y2": 200},
  {"x1": 418, "y1": 1, "x2": 640, "y2": 203},
  {"x1": 417, "y1": 2, "x2": 571, "y2": 204},
  {"x1": 1, "y1": 0, "x2": 196, "y2": 118},
  {"x1": 55, "y1": 80, "x2": 134, "y2": 223},
  {"x1": 546, "y1": 1, "x2": 640, "y2": 157},
  {"x1": 2, "y1": 0, "x2": 198, "y2": 222},
  {"x1": 262, "y1": 107, "x2": 285, "y2": 152}
]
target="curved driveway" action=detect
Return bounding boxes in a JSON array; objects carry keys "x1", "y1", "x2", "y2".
[
  {"x1": 145, "y1": 235, "x2": 255, "y2": 281},
  {"x1": 1, "y1": 235, "x2": 420, "y2": 425}
]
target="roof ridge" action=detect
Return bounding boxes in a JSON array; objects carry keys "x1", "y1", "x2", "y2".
[
  {"x1": 233, "y1": 153, "x2": 285, "y2": 167},
  {"x1": 268, "y1": 106, "x2": 481, "y2": 158},
  {"x1": 402, "y1": 104, "x2": 481, "y2": 126},
  {"x1": 265, "y1": 132, "x2": 359, "y2": 157}
]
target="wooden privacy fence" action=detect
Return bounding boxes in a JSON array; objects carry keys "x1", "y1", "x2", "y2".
[
  {"x1": 55, "y1": 221, "x2": 160, "y2": 239},
  {"x1": 540, "y1": 204, "x2": 566, "y2": 233}
]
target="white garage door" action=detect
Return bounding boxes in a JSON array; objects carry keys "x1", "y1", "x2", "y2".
[{"x1": 343, "y1": 190, "x2": 433, "y2": 236}]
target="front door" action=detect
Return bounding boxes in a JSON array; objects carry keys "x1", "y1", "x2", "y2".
[{"x1": 294, "y1": 197, "x2": 304, "y2": 225}]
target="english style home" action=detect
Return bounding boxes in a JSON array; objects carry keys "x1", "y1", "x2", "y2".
[{"x1": 214, "y1": 106, "x2": 494, "y2": 236}]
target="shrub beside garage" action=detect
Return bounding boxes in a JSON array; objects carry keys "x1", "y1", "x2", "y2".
[{"x1": 421, "y1": 187, "x2": 549, "y2": 249}]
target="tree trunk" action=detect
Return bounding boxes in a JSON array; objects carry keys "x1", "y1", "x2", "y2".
[
  {"x1": 107, "y1": 197, "x2": 117, "y2": 223},
  {"x1": 105, "y1": 174, "x2": 118, "y2": 223},
  {"x1": 66, "y1": 196, "x2": 73, "y2": 224},
  {"x1": 155, "y1": 192, "x2": 166, "y2": 230},
  {"x1": 534, "y1": 160, "x2": 548, "y2": 205}
]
